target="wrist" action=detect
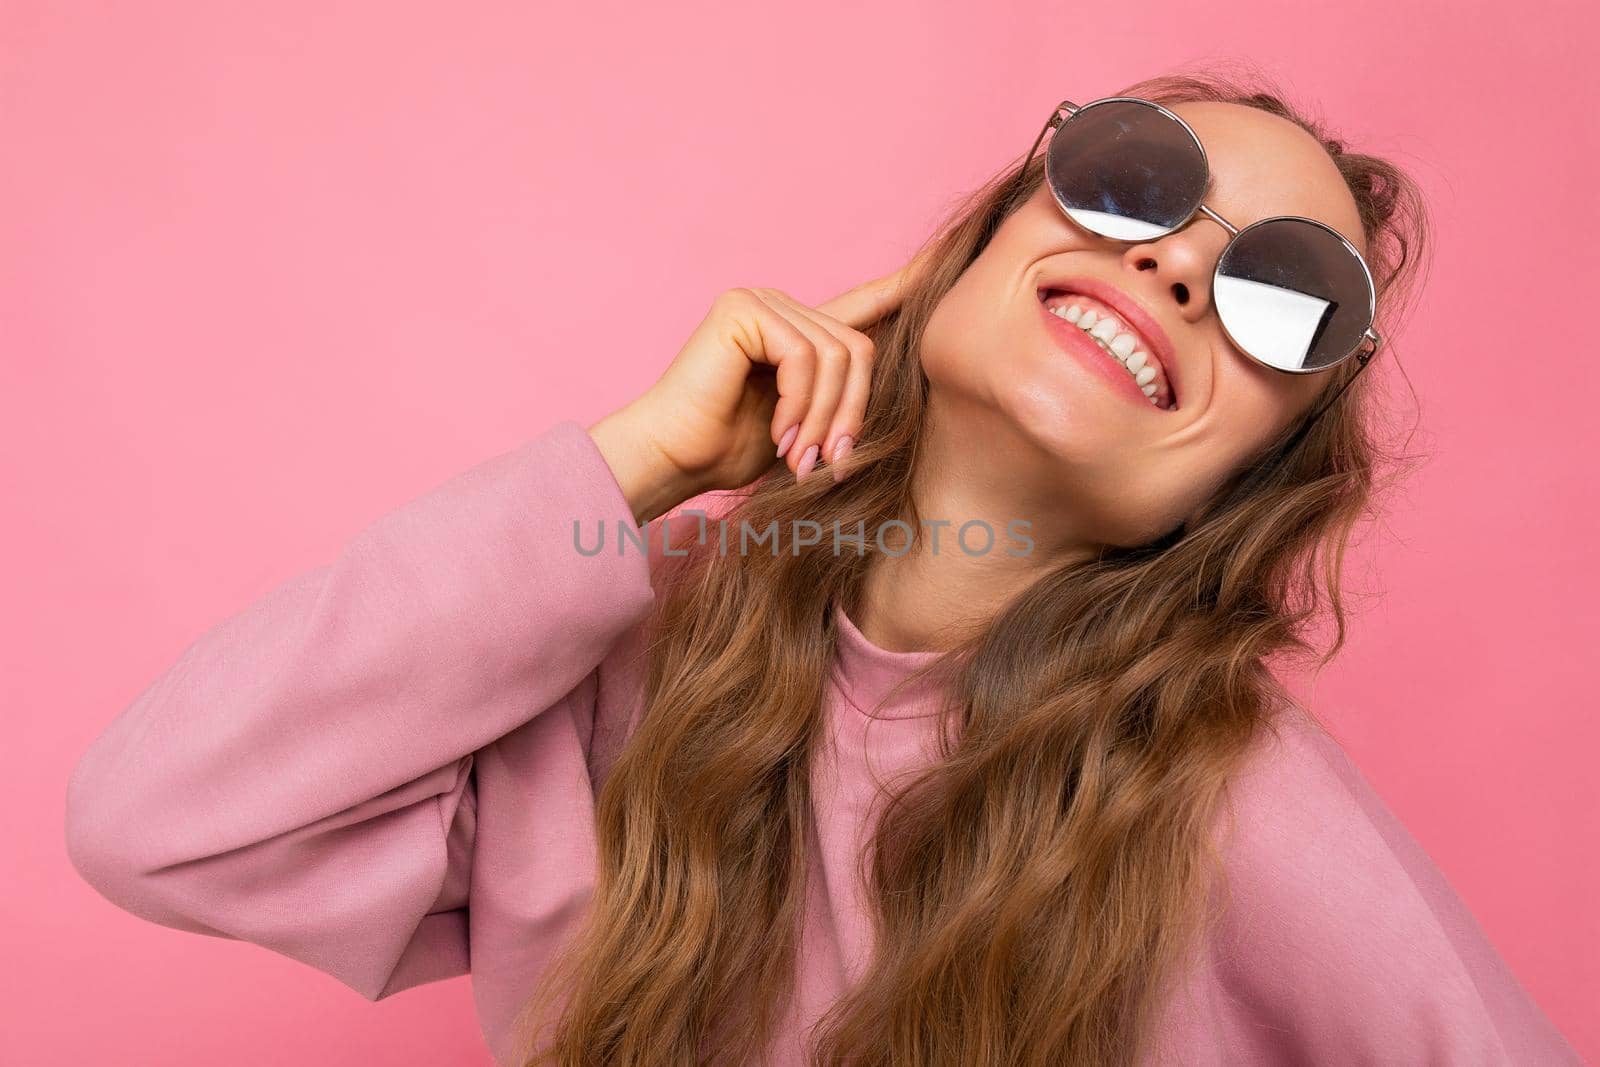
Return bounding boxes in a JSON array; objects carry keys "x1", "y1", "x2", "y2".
[{"x1": 587, "y1": 404, "x2": 698, "y2": 525}]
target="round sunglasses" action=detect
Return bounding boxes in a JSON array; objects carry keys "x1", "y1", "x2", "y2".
[{"x1": 1022, "y1": 96, "x2": 1383, "y2": 418}]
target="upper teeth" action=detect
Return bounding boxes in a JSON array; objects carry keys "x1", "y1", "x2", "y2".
[{"x1": 1049, "y1": 303, "x2": 1172, "y2": 408}]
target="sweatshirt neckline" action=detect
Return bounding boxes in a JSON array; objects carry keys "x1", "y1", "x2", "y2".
[{"x1": 829, "y1": 601, "x2": 952, "y2": 720}]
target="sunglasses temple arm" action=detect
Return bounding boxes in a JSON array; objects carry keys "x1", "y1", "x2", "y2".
[
  {"x1": 1282, "y1": 330, "x2": 1381, "y2": 450},
  {"x1": 1020, "y1": 101, "x2": 1081, "y2": 178}
]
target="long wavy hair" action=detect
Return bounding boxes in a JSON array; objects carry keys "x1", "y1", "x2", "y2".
[{"x1": 512, "y1": 63, "x2": 1431, "y2": 1066}]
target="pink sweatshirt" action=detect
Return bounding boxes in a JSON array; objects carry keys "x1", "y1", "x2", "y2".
[{"x1": 64, "y1": 419, "x2": 1584, "y2": 1066}]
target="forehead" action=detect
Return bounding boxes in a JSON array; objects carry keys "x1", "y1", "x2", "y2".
[{"x1": 1167, "y1": 100, "x2": 1367, "y2": 255}]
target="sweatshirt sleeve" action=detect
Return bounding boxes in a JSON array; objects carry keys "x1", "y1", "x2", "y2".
[
  {"x1": 1202, "y1": 709, "x2": 1586, "y2": 1065},
  {"x1": 62, "y1": 418, "x2": 656, "y2": 1002}
]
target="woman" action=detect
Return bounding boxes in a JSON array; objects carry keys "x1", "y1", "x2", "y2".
[{"x1": 64, "y1": 70, "x2": 1584, "y2": 1065}]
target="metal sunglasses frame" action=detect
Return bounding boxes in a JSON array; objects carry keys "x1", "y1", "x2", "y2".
[{"x1": 1023, "y1": 97, "x2": 1384, "y2": 429}]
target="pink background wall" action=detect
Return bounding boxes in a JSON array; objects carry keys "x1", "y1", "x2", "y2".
[{"x1": 5, "y1": 1, "x2": 1595, "y2": 1062}]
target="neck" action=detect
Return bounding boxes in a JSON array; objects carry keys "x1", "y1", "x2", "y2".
[{"x1": 853, "y1": 392, "x2": 1098, "y2": 654}]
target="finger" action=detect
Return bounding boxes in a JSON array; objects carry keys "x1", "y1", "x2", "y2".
[
  {"x1": 758, "y1": 289, "x2": 874, "y2": 465},
  {"x1": 721, "y1": 289, "x2": 820, "y2": 455},
  {"x1": 824, "y1": 349, "x2": 870, "y2": 483},
  {"x1": 815, "y1": 241, "x2": 938, "y2": 330},
  {"x1": 749, "y1": 289, "x2": 852, "y2": 479}
]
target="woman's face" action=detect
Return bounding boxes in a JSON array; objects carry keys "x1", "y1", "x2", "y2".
[{"x1": 920, "y1": 101, "x2": 1369, "y2": 548}]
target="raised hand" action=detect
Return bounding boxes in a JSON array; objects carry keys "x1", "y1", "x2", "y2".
[{"x1": 588, "y1": 247, "x2": 933, "y2": 523}]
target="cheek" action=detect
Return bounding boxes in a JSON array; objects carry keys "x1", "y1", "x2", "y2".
[
  {"x1": 1126, "y1": 372, "x2": 1313, "y2": 528},
  {"x1": 1215, "y1": 359, "x2": 1321, "y2": 452},
  {"x1": 919, "y1": 278, "x2": 1020, "y2": 392},
  {"x1": 917, "y1": 291, "x2": 964, "y2": 384},
  {"x1": 922, "y1": 284, "x2": 1088, "y2": 442},
  {"x1": 1092, "y1": 370, "x2": 1320, "y2": 543}
]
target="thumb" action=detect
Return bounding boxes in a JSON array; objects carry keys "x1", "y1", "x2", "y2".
[{"x1": 816, "y1": 242, "x2": 938, "y2": 330}]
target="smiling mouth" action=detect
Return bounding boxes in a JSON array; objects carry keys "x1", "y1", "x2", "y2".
[{"x1": 1037, "y1": 288, "x2": 1177, "y2": 411}]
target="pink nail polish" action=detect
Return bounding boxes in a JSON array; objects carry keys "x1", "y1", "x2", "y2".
[
  {"x1": 776, "y1": 423, "x2": 800, "y2": 459},
  {"x1": 796, "y1": 443, "x2": 819, "y2": 480},
  {"x1": 830, "y1": 435, "x2": 853, "y2": 482}
]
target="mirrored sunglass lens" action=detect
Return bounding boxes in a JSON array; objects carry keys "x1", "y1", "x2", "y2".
[
  {"x1": 1214, "y1": 219, "x2": 1373, "y2": 372},
  {"x1": 1046, "y1": 100, "x2": 1207, "y2": 241}
]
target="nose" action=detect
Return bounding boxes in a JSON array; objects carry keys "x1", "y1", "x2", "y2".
[{"x1": 1118, "y1": 216, "x2": 1232, "y2": 324}]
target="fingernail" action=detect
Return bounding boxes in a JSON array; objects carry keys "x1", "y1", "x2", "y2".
[
  {"x1": 830, "y1": 435, "x2": 853, "y2": 483},
  {"x1": 776, "y1": 423, "x2": 799, "y2": 458},
  {"x1": 796, "y1": 443, "x2": 819, "y2": 481}
]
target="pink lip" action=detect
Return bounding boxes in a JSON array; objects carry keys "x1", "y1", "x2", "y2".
[
  {"x1": 1037, "y1": 300, "x2": 1172, "y2": 412},
  {"x1": 1034, "y1": 275, "x2": 1182, "y2": 409}
]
